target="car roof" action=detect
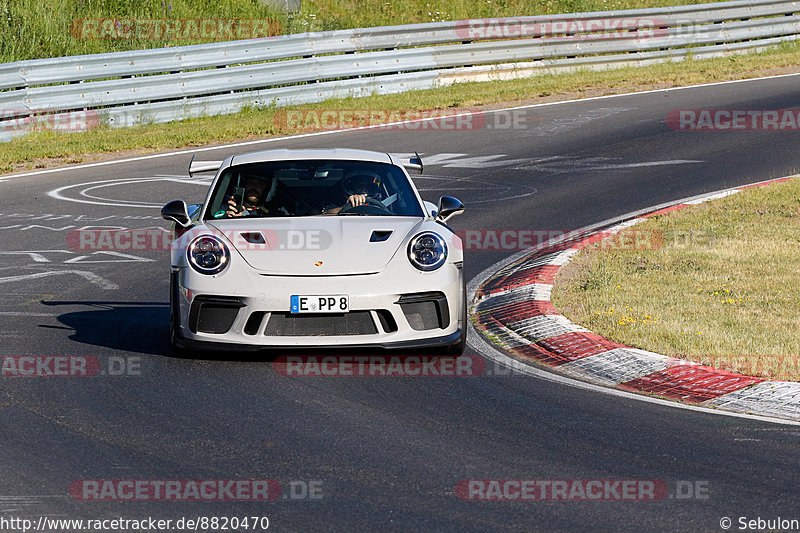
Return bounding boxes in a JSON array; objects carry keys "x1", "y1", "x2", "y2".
[{"x1": 229, "y1": 148, "x2": 395, "y2": 166}]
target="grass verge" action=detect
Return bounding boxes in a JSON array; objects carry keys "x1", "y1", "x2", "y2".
[
  {"x1": 1, "y1": 0, "x2": 725, "y2": 62},
  {"x1": 3, "y1": 39, "x2": 800, "y2": 175},
  {"x1": 287, "y1": 0, "x2": 724, "y2": 33},
  {"x1": 552, "y1": 177, "x2": 800, "y2": 381}
]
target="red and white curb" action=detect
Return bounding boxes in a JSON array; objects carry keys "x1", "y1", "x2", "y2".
[{"x1": 471, "y1": 176, "x2": 800, "y2": 422}]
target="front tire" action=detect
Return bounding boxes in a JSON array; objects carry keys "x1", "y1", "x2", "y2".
[
  {"x1": 441, "y1": 335, "x2": 465, "y2": 356},
  {"x1": 169, "y1": 273, "x2": 188, "y2": 357},
  {"x1": 438, "y1": 284, "x2": 467, "y2": 356}
]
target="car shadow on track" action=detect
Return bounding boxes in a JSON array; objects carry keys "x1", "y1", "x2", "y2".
[
  {"x1": 40, "y1": 300, "x2": 171, "y2": 356},
  {"x1": 39, "y1": 300, "x2": 441, "y2": 363}
]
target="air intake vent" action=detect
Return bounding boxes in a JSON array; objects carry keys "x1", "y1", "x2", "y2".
[
  {"x1": 370, "y1": 230, "x2": 393, "y2": 242},
  {"x1": 189, "y1": 296, "x2": 245, "y2": 334},
  {"x1": 244, "y1": 311, "x2": 267, "y2": 335},
  {"x1": 397, "y1": 292, "x2": 449, "y2": 331},
  {"x1": 240, "y1": 232, "x2": 266, "y2": 244}
]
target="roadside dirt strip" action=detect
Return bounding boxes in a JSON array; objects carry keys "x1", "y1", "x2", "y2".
[{"x1": 472, "y1": 176, "x2": 800, "y2": 422}]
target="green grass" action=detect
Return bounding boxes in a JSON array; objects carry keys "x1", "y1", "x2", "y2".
[
  {"x1": 0, "y1": 0, "x2": 285, "y2": 62},
  {"x1": 284, "y1": 0, "x2": 725, "y2": 33},
  {"x1": 552, "y1": 178, "x2": 800, "y2": 381},
  {"x1": 0, "y1": 0, "x2": 729, "y2": 62}
]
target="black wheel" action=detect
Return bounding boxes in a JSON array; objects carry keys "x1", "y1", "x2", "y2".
[
  {"x1": 437, "y1": 284, "x2": 467, "y2": 356},
  {"x1": 442, "y1": 335, "x2": 466, "y2": 356},
  {"x1": 169, "y1": 317, "x2": 187, "y2": 357},
  {"x1": 169, "y1": 274, "x2": 188, "y2": 357}
]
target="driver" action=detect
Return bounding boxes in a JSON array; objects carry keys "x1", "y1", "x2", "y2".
[{"x1": 320, "y1": 172, "x2": 383, "y2": 215}]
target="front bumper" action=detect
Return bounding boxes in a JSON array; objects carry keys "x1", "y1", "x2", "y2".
[{"x1": 173, "y1": 259, "x2": 465, "y2": 350}]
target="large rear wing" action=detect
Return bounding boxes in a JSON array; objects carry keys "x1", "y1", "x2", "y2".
[
  {"x1": 391, "y1": 152, "x2": 424, "y2": 174},
  {"x1": 187, "y1": 153, "x2": 424, "y2": 176},
  {"x1": 188, "y1": 155, "x2": 224, "y2": 177}
]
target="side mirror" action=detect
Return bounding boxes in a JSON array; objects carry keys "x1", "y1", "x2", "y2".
[
  {"x1": 436, "y1": 196, "x2": 464, "y2": 223},
  {"x1": 162, "y1": 200, "x2": 192, "y2": 228}
]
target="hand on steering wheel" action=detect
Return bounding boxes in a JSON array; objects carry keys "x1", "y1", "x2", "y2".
[{"x1": 339, "y1": 195, "x2": 388, "y2": 213}]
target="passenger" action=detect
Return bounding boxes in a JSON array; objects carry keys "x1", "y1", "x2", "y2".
[{"x1": 226, "y1": 174, "x2": 290, "y2": 217}]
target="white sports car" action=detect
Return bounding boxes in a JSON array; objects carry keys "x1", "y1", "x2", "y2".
[{"x1": 162, "y1": 148, "x2": 466, "y2": 355}]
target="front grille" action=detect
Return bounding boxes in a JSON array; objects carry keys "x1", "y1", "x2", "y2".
[{"x1": 264, "y1": 311, "x2": 378, "y2": 336}]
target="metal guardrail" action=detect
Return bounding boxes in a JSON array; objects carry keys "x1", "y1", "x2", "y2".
[{"x1": 0, "y1": 0, "x2": 798, "y2": 141}]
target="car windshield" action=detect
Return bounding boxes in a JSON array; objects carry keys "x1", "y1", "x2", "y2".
[{"x1": 203, "y1": 159, "x2": 424, "y2": 219}]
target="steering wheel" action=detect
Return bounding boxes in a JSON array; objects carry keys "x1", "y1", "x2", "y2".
[{"x1": 338, "y1": 196, "x2": 392, "y2": 214}]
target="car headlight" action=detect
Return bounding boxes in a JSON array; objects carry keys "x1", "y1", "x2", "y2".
[
  {"x1": 408, "y1": 232, "x2": 447, "y2": 271},
  {"x1": 187, "y1": 235, "x2": 230, "y2": 275}
]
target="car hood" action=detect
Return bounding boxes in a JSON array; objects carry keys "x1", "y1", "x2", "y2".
[{"x1": 206, "y1": 217, "x2": 424, "y2": 275}]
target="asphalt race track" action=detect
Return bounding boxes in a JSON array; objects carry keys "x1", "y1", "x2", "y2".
[{"x1": 2, "y1": 74, "x2": 800, "y2": 532}]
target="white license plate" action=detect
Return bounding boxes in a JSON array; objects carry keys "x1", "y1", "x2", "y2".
[{"x1": 290, "y1": 295, "x2": 349, "y2": 313}]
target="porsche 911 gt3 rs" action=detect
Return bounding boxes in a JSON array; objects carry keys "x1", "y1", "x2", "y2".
[{"x1": 162, "y1": 148, "x2": 466, "y2": 355}]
